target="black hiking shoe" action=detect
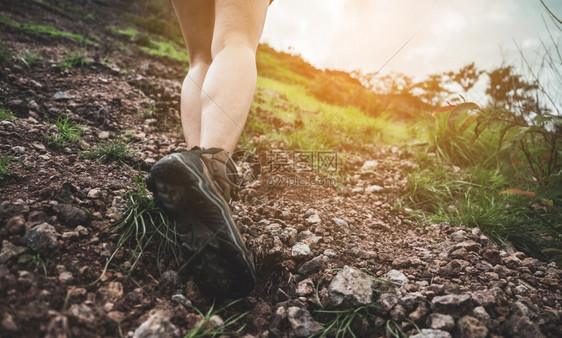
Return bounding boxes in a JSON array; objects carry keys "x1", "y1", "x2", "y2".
[{"x1": 146, "y1": 147, "x2": 256, "y2": 297}]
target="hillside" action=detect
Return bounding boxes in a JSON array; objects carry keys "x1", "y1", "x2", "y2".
[{"x1": 0, "y1": 0, "x2": 561, "y2": 337}]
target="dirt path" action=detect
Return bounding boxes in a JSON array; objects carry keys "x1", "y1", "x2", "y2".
[{"x1": 1, "y1": 1, "x2": 561, "y2": 337}]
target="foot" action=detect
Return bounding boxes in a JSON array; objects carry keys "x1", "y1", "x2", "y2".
[{"x1": 146, "y1": 147, "x2": 256, "y2": 297}]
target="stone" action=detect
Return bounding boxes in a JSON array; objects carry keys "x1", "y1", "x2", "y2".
[
  {"x1": 361, "y1": 160, "x2": 378, "y2": 171},
  {"x1": 0, "y1": 200, "x2": 29, "y2": 218},
  {"x1": 450, "y1": 230, "x2": 467, "y2": 242},
  {"x1": 328, "y1": 265, "x2": 374, "y2": 307},
  {"x1": 470, "y1": 290, "x2": 496, "y2": 308},
  {"x1": 384, "y1": 269, "x2": 409, "y2": 285},
  {"x1": 453, "y1": 240, "x2": 481, "y2": 253},
  {"x1": 365, "y1": 185, "x2": 384, "y2": 194},
  {"x1": 46, "y1": 315, "x2": 69, "y2": 337},
  {"x1": 59, "y1": 271, "x2": 74, "y2": 284},
  {"x1": 68, "y1": 304, "x2": 95, "y2": 323},
  {"x1": 323, "y1": 249, "x2": 336, "y2": 257},
  {"x1": 426, "y1": 313, "x2": 455, "y2": 331},
  {"x1": 75, "y1": 225, "x2": 89, "y2": 236},
  {"x1": 291, "y1": 242, "x2": 311, "y2": 259},
  {"x1": 133, "y1": 311, "x2": 180, "y2": 338},
  {"x1": 1, "y1": 313, "x2": 17, "y2": 332},
  {"x1": 409, "y1": 302, "x2": 429, "y2": 322},
  {"x1": 53, "y1": 204, "x2": 88, "y2": 226},
  {"x1": 377, "y1": 293, "x2": 399, "y2": 311},
  {"x1": 98, "y1": 131, "x2": 110, "y2": 139},
  {"x1": 305, "y1": 213, "x2": 321, "y2": 225},
  {"x1": 0, "y1": 240, "x2": 27, "y2": 263},
  {"x1": 431, "y1": 294, "x2": 472, "y2": 318},
  {"x1": 296, "y1": 278, "x2": 315, "y2": 297},
  {"x1": 171, "y1": 294, "x2": 192, "y2": 308},
  {"x1": 410, "y1": 329, "x2": 451, "y2": 338},
  {"x1": 472, "y1": 306, "x2": 490, "y2": 322},
  {"x1": 457, "y1": 316, "x2": 488, "y2": 338},
  {"x1": 53, "y1": 91, "x2": 75, "y2": 101},
  {"x1": 5, "y1": 215, "x2": 25, "y2": 234},
  {"x1": 392, "y1": 257, "x2": 411, "y2": 268},
  {"x1": 505, "y1": 315, "x2": 546, "y2": 338},
  {"x1": 87, "y1": 188, "x2": 103, "y2": 199},
  {"x1": 297, "y1": 255, "x2": 326, "y2": 275},
  {"x1": 23, "y1": 222, "x2": 58, "y2": 254},
  {"x1": 287, "y1": 307, "x2": 324, "y2": 337},
  {"x1": 331, "y1": 218, "x2": 349, "y2": 230},
  {"x1": 11, "y1": 146, "x2": 25, "y2": 154},
  {"x1": 298, "y1": 230, "x2": 321, "y2": 245}
]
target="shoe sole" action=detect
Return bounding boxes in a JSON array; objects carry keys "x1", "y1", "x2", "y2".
[{"x1": 146, "y1": 153, "x2": 256, "y2": 296}]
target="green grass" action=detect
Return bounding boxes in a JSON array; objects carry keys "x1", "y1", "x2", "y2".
[
  {"x1": 18, "y1": 253, "x2": 48, "y2": 276},
  {"x1": 107, "y1": 25, "x2": 188, "y2": 64},
  {"x1": 45, "y1": 115, "x2": 84, "y2": 148},
  {"x1": 58, "y1": 50, "x2": 89, "y2": 68},
  {"x1": 0, "y1": 44, "x2": 12, "y2": 64},
  {"x1": 0, "y1": 15, "x2": 97, "y2": 45},
  {"x1": 0, "y1": 108, "x2": 15, "y2": 120},
  {"x1": 17, "y1": 50, "x2": 41, "y2": 67},
  {"x1": 184, "y1": 299, "x2": 249, "y2": 338},
  {"x1": 80, "y1": 138, "x2": 136, "y2": 164},
  {"x1": 0, "y1": 154, "x2": 15, "y2": 180},
  {"x1": 96, "y1": 175, "x2": 180, "y2": 281}
]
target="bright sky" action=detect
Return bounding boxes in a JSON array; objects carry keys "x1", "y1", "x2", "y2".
[{"x1": 261, "y1": 0, "x2": 562, "y2": 83}]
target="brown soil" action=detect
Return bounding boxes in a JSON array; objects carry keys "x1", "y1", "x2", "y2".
[{"x1": 1, "y1": 1, "x2": 561, "y2": 337}]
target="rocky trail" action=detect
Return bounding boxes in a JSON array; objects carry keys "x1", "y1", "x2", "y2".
[{"x1": 1, "y1": 1, "x2": 561, "y2": 337}]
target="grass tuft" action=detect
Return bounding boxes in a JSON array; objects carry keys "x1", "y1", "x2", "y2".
[
  {"x1": 58, "y1": 50, "x2": 89, "y2": 68},
  {"x1": 45, "y1": 115, "x2": 84, "y2": 148},
  {"x1": 0, "y1": 108, "x2": 15, "y2": 120},
  {"x1": 185, "y1": 299, "x2": 249, "y2": 338},
  {"x1": 0, "y1": 154, "x2": 16, "y2": 180},
  {"x1": 80, "y1": 138, "x2": 136, "y2": 164}
]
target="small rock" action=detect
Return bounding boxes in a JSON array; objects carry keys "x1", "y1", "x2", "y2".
[
  {"x1": 23, "y1": 222, "x2": 58, "y2": 254},
  {"x1": 365, "y1": 185, "x2": 383, "y2": 194},
  {"x1": 53, "y1": 91, "x2": 75, "y2": 101},
  {"x1": 291, "y1": 242, "x2": 311, "y2": 259},
  {"x1": 390, "y1": 304, "x2": 406, "y2": 321},
  {"x1": 328, "y1": 265, "x2": 374, "y2": 307},
  {"x1": 457, "y1": 315, "x2": 488, "y2": 338},
  {"x1": 331, "y1": 218, "x2": 349, "y2": 230},
  {"x1": 53, "y1": 204, "x2": 88, "y2": 226},
  {"x1": 392, "y1": 257, "x2": 411, "y2": 268},
  {"x1": 1, "y1": 313, "x2": 17, "y2": 331},
  {"x1": 296, "y1": 278, "x2": 314, "y2": 297},
  {"x1": 451, "y1": 230, "x2": 467, "y2": 242},
  {"x1": 11, "y1": 146, "x2": 25, "y2": 154},
  {"x1": 0, "y1": 240, "x2": 27, "y2": 263},
  {"x1": 5, "y1": 215, "x2": 25, "y2": 234},
  {"x1": 410, "y1": 329, "x2": 452, "y2": 338},
  {"x1": 298, "y1": 230, "x2": 321, "y2": 245},
  {"x1": 377, "y1": 293, "x2": 399, "y2": 311},
  {"x1": 431, "y1": 294, "x2": 472, "y2": 318},
  {"x1": 453, "y1": 240, "x2": 481, "y2": 253},
  {"x1": 46, "y1": 315, "x2": 69, "y2": 337},
  {"x1": 75, "y1": 225, "x2": 89, "y2": 236},
  {"x1": 472, "y1": 306, "x2": 490, "y2": 322},
  {"x1": 426, "y1": 313, "x2": 455, "y2": 331},
  {"x1": 305, "y1": 213, "x2": 321, "y2": 225},
  {"x1": 287, "y1": 307, "x2": 324, "y2": 337},
  {"x1": 98, "y1": 131, "x2": 110, "y2": 139},
  {"x1": 470, "y1": 290, "x2": 496, "y2": 308},
  {"x1": 361, "y1": 160, "x2": 378, "y2": 171},
  {"x1": 62, "y1": 231, "x2": 79, "y2": 240},
  {"x1": 297, "y1": 255, "x2": 326, "y2": 275},
  {"x1": 68, "y1": 304, "x2": 95, "y2": 323},
  {"x1": 384, "y1": 269, "x2": 409, "y2": 285},
  {"x1": 171, "y1": 294, "x2": 192, "y2": 308},
  {"x1": 59, "y1": 271, "x2": 74, "y2": 284},
  {"x1": 133, "y1": 311, "x2": 180, "y2": 338},
  {"x1": 87, "y1": 188, "x2": 103, "y2": 199},
  {"x1": 0, "y1": 200, "x2": 30, "y2": 218},
  {"x1": 323, "y1": 249, "x2": 336, "y2": 257},
  {"x1": 504, "y1": 315, "x2": 546, "y2": 338}
]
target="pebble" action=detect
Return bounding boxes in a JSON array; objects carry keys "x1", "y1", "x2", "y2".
[
  {"x1": 23, "y1": 222, "x2": 58, "y2": 254},
  {"x1": 457, "y1": 315, "x2": 488, "y2": 338},
  {"x1": 360, "y1": 160, "x2": 378, "y2": 171},
  {"x1": 59, "y1": 271, "x2": 74, "y2": 284},
  {"x1": 410, "y1": 329, "x2": 452, "y2": 338},
  {"x1": 426, "y1": 313, "x2": 455, "y2": 331},
  {"x1": 0, "y1": 240, "x2": 27, "y2": 263},
  {"x1": 296, "y1": 278, "x2": 314, "y2": 297},
  {"x1": 291, "y1": 242, "x2": 311, "y2": 259},
  {"x1": 328, "y1": 265, "x2": 374, "y2": 307},
  {"x1": 87, "y1": 188, "x2": 103, "y2": 199},
  {"x1": 431, "y1": 294, "x2": 472, "y2": 318},
  {"x1": 286, "y1": 307, "x2": 324, "y2": 337},
  {"x1": 384, "y1": 269, "x2": 409, "y2": 285},
  {"x1": 53, "y1": 204, "x2": 88, "y2": 226},
  {"x1": 11, "y1": 146, "x2": 25, "y2": 154},
  {"x1": 365, "y1": 185, "x2": 383, "y2": 194},
  {"x1": 53, "y1": 91, "x2": 75, "y2": 101},
  {"x1": 133, "y1": 311, "x2": 179, "y2": 338}
]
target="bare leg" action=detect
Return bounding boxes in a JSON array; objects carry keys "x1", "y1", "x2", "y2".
[
  {"x1": 171, "y1": 0, "x2": 214, "y2": 148},
  {"x1": 199, "y1": 0, "x2": 269, "y2": 153}
]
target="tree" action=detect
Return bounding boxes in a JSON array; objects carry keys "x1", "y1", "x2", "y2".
[
  {"x1": 446, "y1": 62, "x2": 484, "y2": 94},
  {"x1": 486, "y1": 65, "x2": 540, "y2": 116}
]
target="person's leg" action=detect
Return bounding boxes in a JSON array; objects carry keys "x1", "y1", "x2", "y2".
[
  {"x1": 170, "y1": 0, "x2": 214, "y2": 148},
  {"x1": 199, "y1": 0, "x2": 269, "y2": 153}
]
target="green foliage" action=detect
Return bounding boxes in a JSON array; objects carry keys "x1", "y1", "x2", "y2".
[
  {"x1": 98, "y1": 175, "x2": 180, "y2": 280},
  {"x1": 0, "y1": 154, "x2": 15, "y2": 180},
  {"x1": 45, "y1": 115, "x2": 84, "y2": 148},
  {"x1": 18, "y1": 253, "x2": 48, "y2": 276},
  {"x1": 80, "y1": 138, "x2": 136, "y2": 164},
  {"x1": 58, "y1": 50, "x2": 90, "y2": 68},
  {"x1": 315, "y1": 304, "x2": 384, "y2": 338},
  {"x1": 17, "y1": 50, "x2": 41, "y2": 67},
  {"x1": 0, "y1": 44, "x2": 12, "y2": 64},
  {"x1": 0, "y1": 15, "x2": 97, "y2": 45},
  {"x1": 184, "y1": 299, "x2": 249, "y2": 337},
  {"x1": 0, "y1": 108, "x2": 15, "y2": 120}
]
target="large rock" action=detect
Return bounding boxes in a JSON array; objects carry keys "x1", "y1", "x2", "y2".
[
  {"x1": 328, "y1": 265, "x2": 374, "y2": 307},
  {"x1": 457, "y1": 316, "x2": 488, "y2": 338},
  {"x1": 23, "y1": 222, "x2": 58, "y2": 254},
  {"x1": 431, "y1": 294, "x2": 472, "y2": 318},
  {"x1": 133, "y1": 311, "x2": 180, "y2": 338},
  {"x1": 287, "y1": 307, "x2": 324, "y2": 337}
]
